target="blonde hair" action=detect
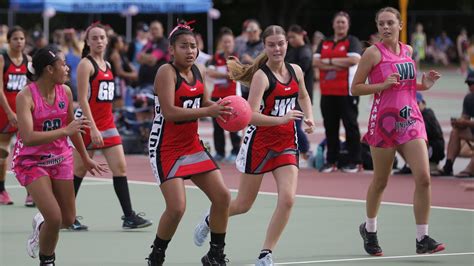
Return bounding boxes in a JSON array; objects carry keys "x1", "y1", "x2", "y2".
[{"x1": 227, "y1": 25, "x2": 286, "y2": 87}]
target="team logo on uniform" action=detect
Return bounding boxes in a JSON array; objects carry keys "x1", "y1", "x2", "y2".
[
  {"x1": 399, "y1": 105, "x2": 412, "y2": 119},
  {"x1": 58, "y1": 101, "x2": 65, "y2": 109}
]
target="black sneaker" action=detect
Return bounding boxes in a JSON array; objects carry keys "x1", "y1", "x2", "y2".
[
  {"x1": 146, "y1": 246, "x2": 165, "y2": 266},
  {"x1": 68, "y1": 216, "x2": 88, "y2": 231},
  {"x1": 394, "y1": 164, "x2": 412, "y2": 175},
  {"x1": 201, "y1": 243, "x2": 229, "y2": 266},
  {"x1": 341, "y1": 163, "x2": 363, "y2": 173},
  {"x1": 359, "y1": 223, "x2": 383, "y2": 256},
  {"x1": 416, "y1": 235, "x2": 445, "y2": 254},
  {"x1": 319, "y1": 163, "x2": 337, "y2": 173},
  {"x1": 122, "y1": 211, "x2": 153, "y2": 229}
]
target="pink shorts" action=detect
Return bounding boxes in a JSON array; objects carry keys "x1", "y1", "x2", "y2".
[{"x1": 12, "y1": 155, "x2": 73, "y2": 186}]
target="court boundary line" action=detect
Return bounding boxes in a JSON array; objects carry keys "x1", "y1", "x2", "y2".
[
  {"x1": 83, "y1": 176, "x2": 474, "y2": 212},
  {"x1": 272, "y1": 252, "x2": 474, "y2": 265},
  {"x1": 5, "y1": 172, "x2": 473, "y2": 212}
]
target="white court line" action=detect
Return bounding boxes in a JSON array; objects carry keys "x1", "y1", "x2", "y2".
[
  {"x1": 272, "y1": 252, "x2": 474, "y2": 265},
  {"x1": 84, "y1": 176, "x2": 474, "y2": 213},
  {"x1": 6, "y1": 172, "x2": 474, "y2": 212}
]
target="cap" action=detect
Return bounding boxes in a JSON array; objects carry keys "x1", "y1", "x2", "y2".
[
  {"x1": 416, "y1": 92, "x2": 424, "y2": 103},
  {"x1": 465, "y1": 70, "x2": 474, "y2": 84},
  {"x1": 137, "y1": 22, "x2": 149, "y2": 32},
  {"x1": 32, "y1": 30, "x2": 44, "y2": 41}
]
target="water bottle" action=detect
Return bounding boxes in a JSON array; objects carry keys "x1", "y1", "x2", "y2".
[{"x1": 314, "y1": 144, "x2": 325, "y2": 170}]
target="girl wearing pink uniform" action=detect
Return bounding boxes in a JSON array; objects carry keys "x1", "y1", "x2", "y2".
[
  {"x1": 12, "y1": 46, "x2": 106, "y2": 265},
  {"x1": 352, "y1": 7, "x2": 445, "y2": 256}
]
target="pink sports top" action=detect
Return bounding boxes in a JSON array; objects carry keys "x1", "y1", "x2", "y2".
[
  {"x1": 12, "y1": 82, "x2": 72, "y2": 166},
  {"x1": 363, "y1": 42, "x2": 427, "y2": 148}
]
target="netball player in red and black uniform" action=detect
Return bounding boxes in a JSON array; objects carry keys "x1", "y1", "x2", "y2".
[
  {"x1": 0, "y1": 26, "x2": 32, "y2": 206},
  {"x1": 146, "y1": 21, "x2": 232, "y2": 266},
  {"x1": 194, "y1": 25, "x2": 314, "y2": 265},
  {"x1": 71, "y1": 23, "x2": 151, "y2": 230}
]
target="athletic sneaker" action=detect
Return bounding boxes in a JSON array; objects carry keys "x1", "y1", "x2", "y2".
[
  {"x1": 194, "y1": 209, "x2": 210, "y2": 246},
  {"x1": 341, "y1": 163, "x2": 363, "y2": 173},
  {"x1": 416, "y1": 235, "x2": 445, "y2": 254},
  {"x1": 122, "y1": 211, "x2": 152, "y2": 229},
  {"x1": 146, "y1": 246, "x2": 165, "y2": 266},
  {"x1": 201, "y1": 243, "x2": 228, "y2": 265},
  {"x1": 27, "y1": 212, "x2": 44, "y2": 258},
  {"x1": 0, "y1": 190, "x2": 13, "y2": 205},
  {"x1": 24, "y1": 195, "x2": 35, "y2": 207},
  {"x1": 319, "y1": 163, "x2": 337, "y2": 173},
  {"x1": 255, "y1": 253, "x2": 274, "y2": 266},
  {"x1": 359, "y1": 223, "x2": 383, "y2": 256},
  {"x1": 213, "y1": 154, "x2": 225, "y2": 162},
  {"x1": 68, "y1": 216, "x2": 88, "y2": 231}
]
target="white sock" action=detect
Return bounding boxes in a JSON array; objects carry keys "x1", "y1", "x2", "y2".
[
  {"x1": 416, "y1": 224, "x2": 428, "y2": 241},
  {"x1": 365, "y1": 217, "x2": 377, "y2": 233}
]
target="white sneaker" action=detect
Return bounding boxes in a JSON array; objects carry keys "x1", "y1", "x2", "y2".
[
  {"x1": 193, "y1": 209, "x2": 210, "y2": 246},
  {"x1": 255, "y1": 253, "x2": 274, "y2": 266},
  {"x1": 27, "y1": 212, "x2": 44, "y2": 258}
]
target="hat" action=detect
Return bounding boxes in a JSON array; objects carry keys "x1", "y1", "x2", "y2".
[
  {"x1": 137, "y1": 22, "x2": 149, "y2": 32},
  {"x1": 416, "y1": 92, "x2": 424, "y2": 103},
  {"x1": 466, "y1": 70, "x2": 474, "y2": 84},
  {"x1": 32, "y1": 30, "x2": 44, "y2": 41}
]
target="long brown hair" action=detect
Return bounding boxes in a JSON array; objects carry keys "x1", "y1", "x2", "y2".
[{"x1": 227, "y1": 25, "x2": 286, "y2": 87}]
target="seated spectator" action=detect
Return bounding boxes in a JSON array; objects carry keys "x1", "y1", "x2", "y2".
[
  {"x1": 426, "y1": 38, "x2": 449, "y2": 66},
  {"x1": 436, "y1": 71, "x2": 474, "y2": 177},
  {"x1": 435, "y1": 31, "x2": 456, "y2": 63},
  {"x1": 395, "y1": 92, "x2": 445, "y2": 175}
]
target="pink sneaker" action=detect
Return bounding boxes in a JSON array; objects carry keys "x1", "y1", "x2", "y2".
[
  {"x1": 25, "y1": 195, "x2": 35, "y2": 207},
  {"x1": 0, "y1": 190, "x2": 13, "y2": 205}
]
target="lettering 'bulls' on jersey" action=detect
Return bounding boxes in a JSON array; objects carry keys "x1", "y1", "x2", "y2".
[
  {"x1": 86, "y1": 55, "x2": 115, "y2": 130},
  {"x1": 149, "y1": 64, "x2": 205, "y2": 157}
]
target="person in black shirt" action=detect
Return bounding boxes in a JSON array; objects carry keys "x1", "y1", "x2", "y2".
[
  {"x1": 438, "y1": 71, "x2": 474, "y2": 177},
  {"x1": 286, "y1": 24, "x2": 314, "y2": 162}
]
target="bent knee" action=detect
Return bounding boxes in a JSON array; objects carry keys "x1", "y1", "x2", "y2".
[{"x1": 165, "y1": 205, "x2": 186, "y2": 222}]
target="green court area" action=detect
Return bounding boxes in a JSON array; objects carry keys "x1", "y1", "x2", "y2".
[{"x1": 1, "y1": 176, "x2": 473, "y2": 265}]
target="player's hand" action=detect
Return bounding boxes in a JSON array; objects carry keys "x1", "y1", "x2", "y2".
[
  {"x1": 303, "y1": 118, "x2": 315, "y2": 134},
  {"x1": 421, "y1": 70, "x2": 441, "y2": 90},
  {"x1": 209, "y1": 101, "x2": 233, "y2": 122},
  {"x1": 281, "y1": 110, "x2": 304, "y2": 124},
  {"x1": 7, "y1": 112, "x2": 17, "y2": 128},
  {"x1": 90, "y1": 127, "x2": 104, "y2": 147},
  {"x1": 381, "y1": 73, "x2": 400, "y2": 90},
  {"x1": 83, "y1": 157, "x2": 108, "y2": 176},
  {"x1": 64, "y1": 117, "x2": 90, "y2": 136}
]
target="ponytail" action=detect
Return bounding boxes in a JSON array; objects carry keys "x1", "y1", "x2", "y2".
[{"x1": 227, "y1": 53, "x2": 268, "y2": 87}]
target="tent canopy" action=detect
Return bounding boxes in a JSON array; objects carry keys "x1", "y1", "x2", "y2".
[{"x1": 10, "y1": 0, "x2": 212, "y2": 13}]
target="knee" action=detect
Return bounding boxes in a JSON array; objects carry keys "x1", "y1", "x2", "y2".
[
  {"x1": 278, "y1": 194, "x2": 295, "y2": 211},
  {"x1": 212, "y1": 189, "x2": 231, "y2": 209},
  {"x1": 233, "y1": 199, "x2": 253, "y2": 215},
  {"x1": 165, "y1": 204, "x2": 186, "y2": 223},
  {"x1": 112, "y1": 163, "x2": 127, "y2": 177},
  {"x1": 44, "y1": 213, "x2": 62, "y2": 230},
  {"x1": 415, "y1": 174, "x2": 431, "y2": 189},
  {"x1": 371, "y1": 178, "x2": 388, "y2": 192}
]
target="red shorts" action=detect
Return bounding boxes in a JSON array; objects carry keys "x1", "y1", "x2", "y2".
[
  {"x1": 236, "y1": 125, "x2": 299, "y2": 174},
  {"x1": 149, "y1": 142, "x2": 219, "y2": 185},
  {"x1": 82, "y1": 127, "x2": 122, "y2": 150},
  {"x1": 12, "y1": 154, "x2": 73, "y2": 186},
  {"x1": 0, "y1": 107, "x2": 16, "y2": 133}
]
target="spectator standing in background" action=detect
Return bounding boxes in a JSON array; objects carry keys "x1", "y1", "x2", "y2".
[{"x1": 313, "y1": 11, "x2": 364, "y2": 173}]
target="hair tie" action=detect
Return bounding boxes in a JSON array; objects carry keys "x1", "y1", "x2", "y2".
[
  {"x1": 27, "y1": 61, "x2": 36, "y2": 75},
  {"x1": 168, "y1": 19, "x2": 196, "y2": 38}
]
